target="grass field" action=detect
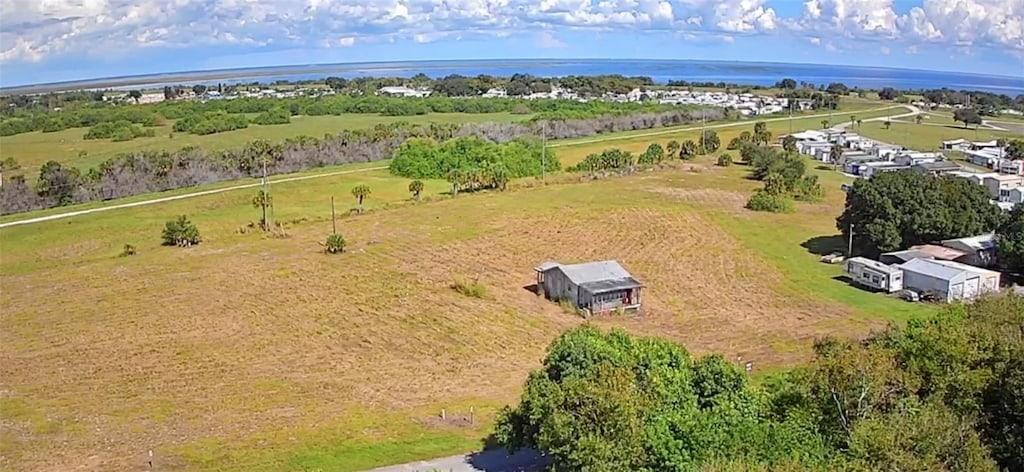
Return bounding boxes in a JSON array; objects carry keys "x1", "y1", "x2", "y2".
[
  {"x1": 0, "y1": 112, "x2": 532, "y2": 175},
  {"x1": 1, "y1": 117, "x2": 939, "y2": 471},
  {"x1": 852, "y1": 120, "x2": 1021, "y2": 152}
]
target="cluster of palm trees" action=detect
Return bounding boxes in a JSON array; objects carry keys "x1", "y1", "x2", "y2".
[{"x1": 445, "y1": 162, "x2": 511, "y2": 195}]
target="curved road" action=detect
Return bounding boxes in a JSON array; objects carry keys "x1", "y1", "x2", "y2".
[
  {"x1": 0, "y1": 105, "x2": 913, "y2": 229},
  {"x1": 0, "y1": 166, "x2": 387, "y2": 229}
]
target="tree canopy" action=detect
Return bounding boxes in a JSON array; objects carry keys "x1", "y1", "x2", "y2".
[
  {"x1": 496, "y1": 294, "x2": 1023, "y2": 470},
  {"x1": 837, "y1": 171, "x2": 1005, "y2": 255},
  {"x1": 996, "y1": 205, "x2": 1024, "y2": 273}
]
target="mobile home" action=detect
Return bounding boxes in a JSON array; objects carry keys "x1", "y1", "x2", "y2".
[{"x1": 844, "y1": 257, "x2": 903, "y2": 292}]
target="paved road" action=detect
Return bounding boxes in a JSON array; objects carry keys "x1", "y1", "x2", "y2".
[
  {"x1": 549, "y1": 104, "x2": 910, "y2": 148},
  {"x1": 364, "y1": 448, "x2": 548, "y2": 472},
  {"x1": 0, "y1": 166, "x2": 388, "y2": 229},
  {"x1": 0, "y1": 104, "x2": 911, "y2": 229}
]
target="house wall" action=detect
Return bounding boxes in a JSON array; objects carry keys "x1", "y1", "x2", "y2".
[
  {"x1": 845, "y1": 260, "x2": 902, "y2": 292},
  {"x1": 586, "y1": 289, "x2": 640, "y2": 313},
  {"x1": 902, "y1": 270, "x2": 959, "y2": 302},
  {"x1": 540, "y1": 269, "x2": 580, "y2": 306}
]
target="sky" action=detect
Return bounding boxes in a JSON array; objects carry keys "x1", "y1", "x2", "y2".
[{"x1": 0, "y1": 0, "x2": 1022, "y2": 87}]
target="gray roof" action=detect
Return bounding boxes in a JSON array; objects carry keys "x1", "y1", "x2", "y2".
[
  {"x1": 881, "y1": 249, "x2": 933, "y2": 263},
  {"x1": 537, "y1": 260, "x2": 643, "y2": 293},
  {"x1": 847, "y1": 257, "x2": 902, "y2": 274},
  {"x1": 899, "y1": 258, "x2": 968, "y2": 281}
]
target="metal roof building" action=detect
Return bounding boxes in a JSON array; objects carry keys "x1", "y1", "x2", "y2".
[
  {"x1": 898, "y1": 258, "x2": 1000, "y2": 302},
  {"x1": 534, "y1": 260, "x2": 644, "y2": 314}
]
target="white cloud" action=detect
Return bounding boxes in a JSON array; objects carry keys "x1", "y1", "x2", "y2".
[
  {"x1": 880, "y1": 45, "x2": 890, "y2": 54},
  {"x1": 825, "y1": 41, "x2": 838, "y2": 52},
  {"x1": 0, "y1": 0, "x2": 1021, "y2": 65},
  {"x1": 535, "y1": 31, "x2": 567, "y2": 48}
]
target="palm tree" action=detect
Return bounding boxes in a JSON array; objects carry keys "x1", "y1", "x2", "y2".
[
  {"x1": 883, "y1": 120, "x2": 892, "y2": 130},
  {"x1": 849, "y1": 115, "x2": 857, "y2": 126},
  {"x1": 856, "y1": 119, "x2": 862, "y2": 128},
  {"x1": 408, "y1": 180, "x2": 424, "y2": 200},
  {"x1": 782, "y1": 135, "x2": 797, "y2": 154},
  {"x1": 829, "y1": 143, "x2": 845, "y2": 171},
  {"x1": 666, "y1": 140, "x2": 680, "y2": 159},
  {"x1": 821, "y1": 119, "x2": 830, "y2": 129},
  {"x1": 252, "y1": 189, "x2": 272, "y2": 230},
  {"x1": 351, "y1": 184, "x2": 371, "y2": 213},
  {"x1": 915, "y1": 114, "x2": 923, "y2": 124}
]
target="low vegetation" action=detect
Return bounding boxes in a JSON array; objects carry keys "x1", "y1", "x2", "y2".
[
  {"x1": 451, "y1": 276, "x2": 488, "y2": 299},
  {"x1": 160, "y1": 215, "x2": 201, "y2": 247},
  {"x1": 1, "y1": 107, "x2": 718, "y2": 215},
  {"x1": 323, "y1": 233, "x2": 345, "y2": 253},
  {"x1": 497, "y1": 295, "x2": 1024, "y2": 470}
]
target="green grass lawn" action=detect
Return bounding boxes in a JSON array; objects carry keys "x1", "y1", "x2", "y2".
[
  {"x1": 0, "y1": 112, "x2": 532, "y2": 175},
  {"x1": 853, "y1": 120, "x2": 1020, "y2": 152}
]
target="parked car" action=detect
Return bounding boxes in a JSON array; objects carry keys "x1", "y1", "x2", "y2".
[
  {"x1": 820, "y1": 252, "x2": 845, "y2": 264},
  {"x1": 895, "y1": 289, "x2": 920, "y2": 302}
]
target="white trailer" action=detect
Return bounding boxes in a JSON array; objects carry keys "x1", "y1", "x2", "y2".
[{"x1": 845, "y1": 257, "x2": 904, "y2": 293}]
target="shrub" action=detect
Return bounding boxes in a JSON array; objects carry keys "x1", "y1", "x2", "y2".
[
  {"x1": 746, "y1": 189, "x2": 794, "y2": 213},
  {"x1": 716, "y1": 153, "x2": 733, "y2": 167},
  {"x1": 120, "y1": 244, "x2": 136, "y2": 257},
  {"x1": 252, "y1": 108, "x2": 291, "y2": 125},
  {"x1": 511, "y1": 104, "x2": 532, "y2": 115},
  {"x1": 452, "y1": 276, "x2": 487, "y2": 298},
  {"x1": 324, "y1": 233, "x2": 345, "y2": 254},
  {"x1": 161, "y1": 215, "x2": 201, "y2": 246}
]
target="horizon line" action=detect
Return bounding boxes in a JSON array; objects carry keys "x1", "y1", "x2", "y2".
[{"x1": 3, "y1": 57, "x2": 1023, "y2": 94}]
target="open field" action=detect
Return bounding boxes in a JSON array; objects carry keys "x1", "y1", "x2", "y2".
[
  {"x1": 0, "y1": 129, "x2": 937, "y2": 471},
  {"x1": 0, "y1": 112, "x2": 533, "y2": 175},
  {"x1": 851, "y1": 120, "x2": 1021, "y2": 151}
]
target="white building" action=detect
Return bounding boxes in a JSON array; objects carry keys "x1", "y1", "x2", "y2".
[
  {"x1": 377, "y1": 86, "x2": 432, "y2": 97},
  {"x1": 845, "y1": 257, "x2": 904, "y2": 292},
  {"x1": 899, "y1": 258, "x2": 1001, "y2": 302},
  {"x1": 998, "y1": 159, "x2": 1024, "y2": 175}
]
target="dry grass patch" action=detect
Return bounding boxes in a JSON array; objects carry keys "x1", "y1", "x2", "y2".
[{"x1": 1, "y1": 165, "x2": 894, "y2": 471}]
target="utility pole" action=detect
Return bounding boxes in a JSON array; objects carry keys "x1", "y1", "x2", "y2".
[
  {"x1": 260, "y1": 158, "x2": 270, "y2": 230},
  {"x1": 541, "y1": 123, "x2": 547, "y2": 184},
  {"x1": 847, "y1": 223, "x2": 855, "y2": 257},
  {"x1": 330, "y1": 196, "x2": 337, "y2": 234}
]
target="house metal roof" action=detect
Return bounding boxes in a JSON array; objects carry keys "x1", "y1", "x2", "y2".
[
  {"x1": 927, "y1": 259, "x2": 1001, "y2": 277},
  {"x1": 847, "y1": 257, "x2": 902, "y2": 274},
  {"x1": 580, "y1": 277, "x2": 644, "y2": 294},
  {"x1": 908, "y1": 244, "x2": 967, "y2": 260},
  {"x1": 941, "y1": 233, "x2": 995, "y2": 252},
  {"x1": 881, "y1": 249, "x2": 934, "y2": 263},
  {"x1": 536, "y1": 260, "x2": 643, "y2": 292},
  {"x1": 899, "y1": 258, "x2": 969, "y2": 281}
]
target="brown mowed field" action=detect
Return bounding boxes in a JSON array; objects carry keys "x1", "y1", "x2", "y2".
[{"x1": 2, "y1": 165, "x2": 883, "y2": 471}]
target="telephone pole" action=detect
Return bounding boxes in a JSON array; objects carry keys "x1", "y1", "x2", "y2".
[
  {"x1": 847, "y1": 223, "x2": 855, "y2": 257},
  {"x1": 541, "y1": 124, "x2": 547, "y2": 184},
  {"x1": 260, "y1": 159, "x2": 270, "y2": 230}
]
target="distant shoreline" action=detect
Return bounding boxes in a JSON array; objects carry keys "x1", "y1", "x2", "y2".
[{"x1": 3, "y1": 58, "x2": 1023, "y2": 96}]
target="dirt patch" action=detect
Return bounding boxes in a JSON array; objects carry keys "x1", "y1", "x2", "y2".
[{"x1": 646, "y1": 186, "x2": 749, "y2": 213}]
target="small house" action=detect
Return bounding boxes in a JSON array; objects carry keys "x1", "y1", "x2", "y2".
[
  {"x1": 899, "y1": 258, "x2": 1001, "y2": 302},
  {"x1": 982, "y1": 174, "x2": 1024, "y2": 199},
  {"x1": 534, "y1": 260, "x2": 643, "y2": 314},
  {"x1": 941, "y1": 138, "x2": 972, "y2": 151},
  {"x1": 844, "y1": 257, "x2": 903, "y2": 292},
  {"x1": 940, "y1": 233, "x2": 997, "y2": 268},
  {"x1": 912, "y1": 161, "x2": 961, "y2": 176}
]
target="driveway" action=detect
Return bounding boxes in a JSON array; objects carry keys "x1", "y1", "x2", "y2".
[{"x1": 363, "y1": 448, "x2": 548, "y2": 472}]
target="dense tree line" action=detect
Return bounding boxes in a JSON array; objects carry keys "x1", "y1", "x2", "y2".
[
  {"x1": 83, "y1": 120, "x2": 156, "y2": 142},
  {"x1": 0, "y1": 108, "x2": 714, "y2": 215},
  {"x1": 389, "y1": 136, "x2": 558, "y2": 185},
  {"x1": 497, "y1": 294, "x2": 1024, "y2": 470},
  {"x1": 0, "y1": 105, "x2": 159, "y2": 136},
  {"x1": 837, "y1": 170, "x2": 1005, "y2": 256}
]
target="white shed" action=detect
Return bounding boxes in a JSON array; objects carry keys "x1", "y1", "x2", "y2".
[
  {"x1": 899, "y1": 258, "x2": 1000, "y2": 302},
  {"x1": 844, "y1": 257, "x2": 903, "y2": 292}
]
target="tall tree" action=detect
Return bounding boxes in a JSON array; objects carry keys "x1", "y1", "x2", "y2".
[
  {"x1": 408, "y1": 180, "x2": 424, "y2": 200},
  {"x1": 127, "y1": 90, "x2": 142, "y2": 103},
  {"x1": 666, "y1": 140, "x2": 680, "y2": 159},
  {"x1": 699, "y1": 130, "x2": 720, "y2": 154},
  {"x1": 954, "y1": 108, "x2": 983, "y2": 128},
  {"x1": 782, "y1": 135, "x2": 797, "y2": 154},
  {"x1": 829, "y1": 144, "x2": 845, "y2": 170},
  {"x1": 995, "y1": 205, "x2": 1024, "y2": 273},
  {"x1": 351, "y1": 184, "x2": 371, "y2": 213},
  {"x1": 837, "y1": 171, "x2": 1005, "y2": 255},
  {"x1": 251, "y1": 189, "x2": 272, "y2": 230}
]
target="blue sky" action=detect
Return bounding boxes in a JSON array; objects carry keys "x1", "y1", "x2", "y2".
[{"x1": 1, "y1": 0, "x2": 1022, "y2": 87}]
